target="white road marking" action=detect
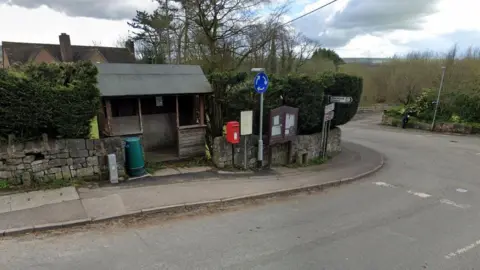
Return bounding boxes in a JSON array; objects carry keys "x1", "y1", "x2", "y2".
[
  {"x1": 407, "y1": 190, "x2": 431, "y2": 198},
  {"x1": 445, "y1": 239, "x2": 480, "y2": 259},
  {"x1": 372, "y1": 183, "x2": 472, "y2": 210},
  {"x1": 440, "y1": 199, "x2": 471, "y2": 209},
  {"x1": 373, "y1": 182, "x2": 396, "y2": 188},
  {"x1": 456, "y1": 188, "x2": 468, "y2": 193}
]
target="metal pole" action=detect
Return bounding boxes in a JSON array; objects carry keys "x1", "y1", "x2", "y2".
[
  {"x1": 325, "y1": 120, "x2": 331, "y2": 158},
  {"x1": 257, "y1": 93, "x2": 264, "y2": 168},
  {"x1": 431, "y1": 66, "x2": 447, "y2": 131},
  {"x1": 244, "y1": 136, "x2": 247, "y2": 170},
  {"x1": 321, "y1": 120, "x2": 326, "y2": 159}
]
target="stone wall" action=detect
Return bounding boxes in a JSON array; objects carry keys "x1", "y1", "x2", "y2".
[
  {"x1": 0, "y1": 135, "x2": 125, "y2": 186},
  {"x1": 357, "y1": 104, "x2": 396, "y2": 113},
  {"x1": 212, "y1": 127, "x2": 341, "y2": 168}
]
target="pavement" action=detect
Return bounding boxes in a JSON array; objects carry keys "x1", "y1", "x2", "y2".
[
  {"x1": 3, "y1": 113, "x2": 480, "y2": 269},
  {"x1": 0, "y1": 140, "x2": 383, "y2": 236}
]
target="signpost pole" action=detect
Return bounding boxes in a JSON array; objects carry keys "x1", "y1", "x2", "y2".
[
  {"x1": 257, "y1": 93, "x2": 264, "y2": 168},
  {"x1": 321, "y1": 118, "x2": 326, "y2": 159},
  {"x1": 244, "y1": 137, "x2": 247, "y2": 170},
  {"x1": 252, "y1": 68, "x2": 268, "y2": 169}
]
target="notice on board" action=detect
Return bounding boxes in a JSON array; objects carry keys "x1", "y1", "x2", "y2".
[{"x1": 240, "y1": 111, "x2": 253, "y2": 135}]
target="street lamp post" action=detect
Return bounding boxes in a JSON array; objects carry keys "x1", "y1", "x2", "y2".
[{"x1": 431, "y1": 66, "x2": 447, "y2": 131}]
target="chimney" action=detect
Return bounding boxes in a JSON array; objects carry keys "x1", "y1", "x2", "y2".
[
  {"x1": 59, "y1": 33, "x2": 73, "y2": 62},
  {"x1": 125, "y1": 40, "x2": 135, "y2": 55}
]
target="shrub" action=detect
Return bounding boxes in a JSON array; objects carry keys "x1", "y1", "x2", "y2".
[
  {"x1": 0, "y1": 62, "x2": 100, "y2": 140},
  {"x1": 207, "y1": 71, "x2": 362, "y2": 139},
  {"x1": 323, "y1": 72, "x2": 363, "y2": 127},
  {"x1": 384, "y1": 106, "x2": 406, "y2": 117}
]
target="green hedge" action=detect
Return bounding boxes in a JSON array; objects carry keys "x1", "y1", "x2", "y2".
[
  {"x1": 0, "y1": 62, "x2": 100, "y2": 140},
  {"x1": 220, "y1": 72, "x2": 362, "y2": 135},
  {"x1": 405, "y1": 88, "x2": 480, "y2": 124},
  {"x1": 323, "y1": 72, "x2": 363, "y2": 127}
]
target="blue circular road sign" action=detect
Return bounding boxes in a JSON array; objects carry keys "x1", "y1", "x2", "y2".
[{"x1": 254, "y1": 72, "x2": 269, "y2": 94}]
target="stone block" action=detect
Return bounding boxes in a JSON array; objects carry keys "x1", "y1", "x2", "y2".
[
  {"x1": 86, "y1": 140, "x2": 94, "y2": 150},
  {"x1": 66, "y1": 139, "x2": 86, "y2": 151},
  {"x1": 5, "y1": 165, "x2": 16, "y2": 171},
  {"x1": 34, "y1": 171, "x2": 45, "y2": 178},
  {"x1": 77, "y1": 167, "x2": 94, "y2": 177},
  {"x1": 73, "y1": 157, "x2": 86, "y2": 165},
  {"x1": 54, "y1": 140, "x2": 67, "y2": 150},
  {"x1": 48, "y1": 167, "x2": 62, "y2": 174},
  {"x1": 32, "y1": 164, "x2": 43, "y2": 173},
  {"x1": 6, "y1": 158, "x2": 23, "y2": 166},
  {"x1": 61, "y1": 166, "x2": 71, "y2": 179},
  {"x1": 56, "y1": 152, "x2": 69, "y2": 159},
  {"x1": 67, "y1": 158, "x2": 73, "y2": 166},
  {"x1": 0, "y1": 171, "x2": 12, "y2": 179},
  {"x1": 16, "y1": 164, "x2": 27, "y2": 170},
  {"x1": 49, "y1": 158, "x2": 68, "y2": 167},
  {"x1": 70, "y1": 149, "x2": 89, "y2": 158},
  {"x1": 31, "y1": 160, "x2": 45, "y2": 166},
  {"x1": 23, "y1": 155, "x2": 36, "y2": 163},
  {"x1": 55, "y1": 172, "x2": 63, "y2": 180},
  {"x1": 86, "y1": 156, "x2": 99, "y2": 166},
  {"x1": 24, "y1": 141, "x2": 44, "y2": 153},
  {"x1": 13, "y1": 142, "x2": 25, "y2": 152},
  {"x1": 93, "y1": 140, "x2": 104, "y2": 152},
  {"x1": 69, "y1": 164, "x2": 83, "y2": 170},
  {"x1": 21, "y1": 172, "x2": 32, "y2": 186},
  {"x1": 8, "y1": 176, "x2": 22, "y2": 185},
  {"x1": 93, "y1": 166, "x2": 100, "y2": 174},
  {"x1": 71, "y1": 169, "x2": 77, "y2": 178}
]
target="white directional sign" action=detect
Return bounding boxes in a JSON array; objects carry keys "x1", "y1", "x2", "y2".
[
  {"x1": 324, "y1": 103, "x2": 335, "y2": 113},
  {"x1": 330, "y1": 96, "x2": 353, "y2": 104}
]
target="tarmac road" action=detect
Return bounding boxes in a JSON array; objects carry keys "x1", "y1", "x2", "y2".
[{"x1": 2, "y1": 113, "x2": 480, "y2": 270}]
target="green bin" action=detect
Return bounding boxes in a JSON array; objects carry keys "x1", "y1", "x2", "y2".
[{"x1": 124, "y1": 137, "x2": 146, "y2": 177}]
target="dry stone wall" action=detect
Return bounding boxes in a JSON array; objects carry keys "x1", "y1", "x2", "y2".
[
  {"x1": 212, "y1": 127, "x2": 341, "y2": 169},
  {"x1": 0, "y1": 135, "x2": 125, "y2": 186}
]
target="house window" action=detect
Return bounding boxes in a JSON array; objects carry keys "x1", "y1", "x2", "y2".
[{"x1": 111, "y1": 98, "x2": 138, "y2": 117}]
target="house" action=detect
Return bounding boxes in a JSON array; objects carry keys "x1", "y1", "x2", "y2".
[
  {"x1": 2, "y1": 33, "x2": 135, "y2": 68},
  {"x1": 95, "y1": 63, "x2": 212, "y2": 160}
]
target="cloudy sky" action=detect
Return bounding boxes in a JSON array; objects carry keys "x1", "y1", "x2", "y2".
[{"x1": 0, "y1": 0, "x2": 478, "y2": 57}]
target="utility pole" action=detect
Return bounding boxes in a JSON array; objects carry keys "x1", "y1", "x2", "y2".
[{"x1": 431, "y1": 66, "x2": 447, "y2": 131}]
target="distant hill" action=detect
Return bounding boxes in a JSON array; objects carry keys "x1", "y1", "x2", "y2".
[{"x1": 343, "y1": 58, "x2": 390, "y2": 65}]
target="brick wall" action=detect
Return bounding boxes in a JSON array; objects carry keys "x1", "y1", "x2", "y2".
[
  {"x1": 0, "y1": 135, "x2": 125, "y2": 186},
  {"x1": 212, "y1": 127, "x2": 342, "y2": 168}
]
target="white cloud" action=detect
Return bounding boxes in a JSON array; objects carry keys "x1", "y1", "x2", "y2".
[
  {"x1": 0, "y1": 4, "x2": 130, "y2": 46},
  {"x1": 1, "y1": 0, "x2": 480, "y2": 58},
  {"x1": 293, "y1": 0, "x2": 480, "y2": 57}
]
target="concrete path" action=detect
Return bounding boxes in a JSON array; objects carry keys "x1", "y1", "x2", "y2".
[{"x1": 0, "y1": 141, "x2": 382, "y2": 235}]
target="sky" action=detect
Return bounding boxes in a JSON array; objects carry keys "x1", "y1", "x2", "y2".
[{"x1": 0, "y1": 0, "x2": 478, "y2": 58}]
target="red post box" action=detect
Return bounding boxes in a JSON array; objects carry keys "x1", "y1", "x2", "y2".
[{"x1": 226, "y1": 121, "x2": 240, "y2": 144}]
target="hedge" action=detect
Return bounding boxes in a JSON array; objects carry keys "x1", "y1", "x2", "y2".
[
  {"x1": 323, "y1": 72, "x2": 363, "y2": 127},
  {"x1": 0, "y1": 62, "x2": 100, "y2": 141},
  {"x1": 216, "y1": 72, "x2": 362, "y2": 135},
  {"x1": 399, "y1": 88, "x2": 480, "y2": 124}
]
